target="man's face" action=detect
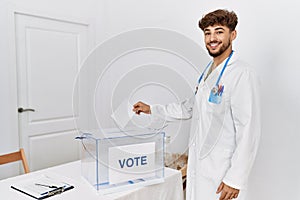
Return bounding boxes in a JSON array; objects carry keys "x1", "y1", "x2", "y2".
[{"x1": 204, "y1": 24, "x2": 236, "y2": 58}]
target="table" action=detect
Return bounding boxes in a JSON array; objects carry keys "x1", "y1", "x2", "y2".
[{"x1": 0, "y1": 161, "x2": 184, "y2": 200}]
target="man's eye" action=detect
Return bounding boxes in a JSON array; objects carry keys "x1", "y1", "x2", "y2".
[
  {"x1": 217, "y1": 31, "x2": 223, "y2": 34},
  {"x1": 205, "y1": 32, "x2": 210, "y2": 36}
]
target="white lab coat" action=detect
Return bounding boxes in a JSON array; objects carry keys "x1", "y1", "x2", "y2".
[{"x1": 150, "y1": 52, "x2": 261, "y2": 200}]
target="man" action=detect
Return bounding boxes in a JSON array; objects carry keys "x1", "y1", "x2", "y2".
[{"x1": 133, "y1": 9, "x2": 261, "y2": 200}]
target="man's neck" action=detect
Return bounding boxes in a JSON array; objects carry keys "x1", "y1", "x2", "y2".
[{"x1": 212, "y1": 47, "x2": 233, "y2": 70}]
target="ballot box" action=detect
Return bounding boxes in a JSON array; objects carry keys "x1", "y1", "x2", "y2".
[{"x1": 77, "y1": 128, "x2": 165, "y2": 194}]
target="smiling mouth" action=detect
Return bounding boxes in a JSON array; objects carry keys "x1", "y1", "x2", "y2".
[{"x1": 208, "y1": 42, "x2": 220, "y2": 50}]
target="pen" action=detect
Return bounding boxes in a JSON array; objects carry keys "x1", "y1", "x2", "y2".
[
  {"x1": 218, "y1": 85, "x2": 221, "y2": 93},
  {"x1": 220, "y1": 85, "x2": 224, "y2": 96},
  {"x1": 35, "y1": 183, "x2": 58, "y2": 188}
]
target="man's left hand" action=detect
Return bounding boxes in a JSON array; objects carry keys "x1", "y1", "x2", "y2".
[{"x1": 216, "y1": 182, "x2": 240, "y2": 200}]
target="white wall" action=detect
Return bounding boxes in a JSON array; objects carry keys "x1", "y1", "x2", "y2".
[{"x1": 95, "y1": 0, "x2": 300, "y2": 199}]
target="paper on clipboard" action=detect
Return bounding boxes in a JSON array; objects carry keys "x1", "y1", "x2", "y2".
[{"x1": 11, "y1": 173, "x2": 74, "y2": 199}]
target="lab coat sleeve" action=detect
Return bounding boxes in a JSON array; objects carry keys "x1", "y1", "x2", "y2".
[
  {"x1": 150, "y1": 96, "x2": 194, "y2": 122},
  {"x1": 222, "y1": 69, "x2": 261, "y2": 189}
]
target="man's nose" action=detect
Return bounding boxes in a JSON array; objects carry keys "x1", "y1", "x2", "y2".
[{"x1": 209, "y1": 33, "x2": 217, "y2": 41}]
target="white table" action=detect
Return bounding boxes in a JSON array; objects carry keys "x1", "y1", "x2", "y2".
[{"x1": 0, "y1": 161, "x2": 184, "y2": 200}]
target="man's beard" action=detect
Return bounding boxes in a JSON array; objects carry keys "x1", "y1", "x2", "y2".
[{"x1": 207, "y1": 39, "x2": 231, "y2": 58}]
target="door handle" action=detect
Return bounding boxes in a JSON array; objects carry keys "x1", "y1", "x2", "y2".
[{"x1": 18, "y1": 107, "x2": 35, "y2": 113}]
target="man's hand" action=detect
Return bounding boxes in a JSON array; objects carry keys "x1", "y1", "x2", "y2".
[
  {"x1": 216, "y1": 182, "x2": 239, "y2": 200},
  {"x1": 132, "y1": 101, "x2": 151, "y2": 115}
]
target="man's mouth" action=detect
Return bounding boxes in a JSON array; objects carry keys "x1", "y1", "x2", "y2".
[{"x1": 209, "y1": 42, "x2": 220, "y2": 50}]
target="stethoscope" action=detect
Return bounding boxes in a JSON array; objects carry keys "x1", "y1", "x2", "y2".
[{"x1": 195, "y1": 50, "x2": 234, "y2": 97}]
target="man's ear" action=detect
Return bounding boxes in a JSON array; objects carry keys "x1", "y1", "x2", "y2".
[{"x1": 231, "y1": 30, "x2": 237, "y2": 41}]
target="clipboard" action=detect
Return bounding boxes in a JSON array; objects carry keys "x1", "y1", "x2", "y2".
[{"x1": 11, "y1": 174, "x2": 74, "y2": 199}]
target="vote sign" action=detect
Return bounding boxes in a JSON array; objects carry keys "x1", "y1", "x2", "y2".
[{"x1": 108, "y1": 142, "x2": 156, "y2": 184}]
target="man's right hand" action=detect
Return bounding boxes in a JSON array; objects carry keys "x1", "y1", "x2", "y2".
[{"x1": 132, "y1": 101, "x2": 151, "y2": 115}]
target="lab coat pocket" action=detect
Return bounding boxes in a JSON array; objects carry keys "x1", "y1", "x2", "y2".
[
  {"x1": 199, "y1": 147, "x2": 233, "y2": 181},
  {"x1": 206, "y1": 92, "x2": 228, "y2": 115}
]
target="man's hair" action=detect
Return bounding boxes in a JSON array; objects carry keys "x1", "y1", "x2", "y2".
[{"x1": 198, "y1": 9, "x2": 238, "y2": 32}]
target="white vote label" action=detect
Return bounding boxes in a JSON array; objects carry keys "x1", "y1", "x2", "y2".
[{"x1": 108, "y1": 142, "x2": 156, "y2": 184}]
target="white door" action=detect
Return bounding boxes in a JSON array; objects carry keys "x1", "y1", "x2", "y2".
[{"x1": 15, "y1": 12, "x2": 89, "y2": 171}]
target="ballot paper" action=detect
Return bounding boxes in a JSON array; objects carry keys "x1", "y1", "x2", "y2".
[
  {"x1": 111, "y1": 98, "x2": 134, "y2": 128},
  {"x1": 110, "y1": 98, "x2": 168, "y2": 131},
  {"x1": 11, "y1": 174, "x2": 74, "y2": 199}
]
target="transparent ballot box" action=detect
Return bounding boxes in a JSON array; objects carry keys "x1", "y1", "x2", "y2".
[{"x1": 77, "y1": 129, "x2": 165, "y2": 194}]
